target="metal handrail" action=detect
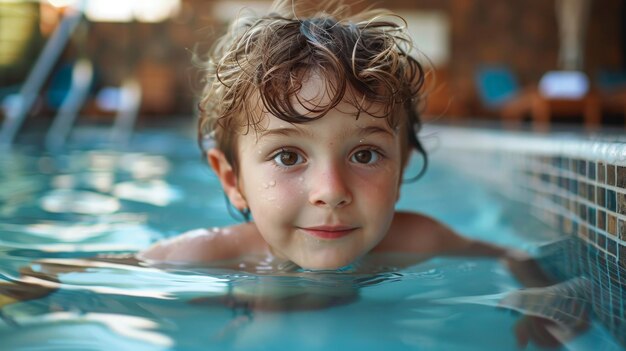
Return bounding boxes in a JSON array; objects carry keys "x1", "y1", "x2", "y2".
[
  {"x1": 45, "y1": 59, "x2": 94, "y2": 151},
  {"x1": 0, "y1": 8, "x2": 83, "y2": 149}
]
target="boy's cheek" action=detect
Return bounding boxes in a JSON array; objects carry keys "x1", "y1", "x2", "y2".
[
  {"x1": 270, "y1": 179, "x2": 306, "y2": 210},
  {"x1": 244, "y1": 175, "x2": 302, "y2": 211},
  {"x1": 367, "y1": 177, "x2": 401, "y2": 210},
  {"x1": 356, "y1": 168, "x2": 400, "y2": 197}
]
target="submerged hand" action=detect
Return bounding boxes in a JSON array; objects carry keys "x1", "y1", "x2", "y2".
[
  {"x1": 502, "y1": 251, "x2": 554, "y2": 288},
  {"x1": 501, "y1": 277, "x2": 591, "y2": 349},
  {"x1": 514, "y1": 313, "x2": 588, "y2": 349}
]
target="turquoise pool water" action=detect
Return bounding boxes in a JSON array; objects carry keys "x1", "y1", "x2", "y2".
[{"x1": 0, "y1": 129, "x2": 622, "y2": 350}]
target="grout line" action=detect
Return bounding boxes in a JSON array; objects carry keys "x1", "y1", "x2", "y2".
[
  {"x1": 520, "y1": 181, "x2": 626, "y2": 249},
  {"x1": 518, "y1": 173, "x2": 626, "y2": 227}
]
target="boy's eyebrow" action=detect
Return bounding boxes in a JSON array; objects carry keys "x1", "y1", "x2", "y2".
[
  {"x1": 354, "y1": 125, "x2": 396, "y2": 138},
  {"x1": 257, "y1": 124, "x2": 395, "y2": 141},
  {"x1": 258, "y1": 126, "x2": 312, "y2": 139}
]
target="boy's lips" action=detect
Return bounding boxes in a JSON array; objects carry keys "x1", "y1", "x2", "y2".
[{"x1": 298, "y1": 225, "x2": 358, "y2": 239}]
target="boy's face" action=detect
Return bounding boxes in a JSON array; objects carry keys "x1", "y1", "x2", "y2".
[{"x1": 233, "y1": 74, "x2": 404, "y2": 270}]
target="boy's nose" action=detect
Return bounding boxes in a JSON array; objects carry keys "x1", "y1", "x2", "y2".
[{"x1": 308, "y1": 165, "x2": 352, "y2": 209}]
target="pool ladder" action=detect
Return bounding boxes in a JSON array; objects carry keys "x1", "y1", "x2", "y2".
[{"x1": 0, "y1": 3, "x2": 141, "y2": 151}]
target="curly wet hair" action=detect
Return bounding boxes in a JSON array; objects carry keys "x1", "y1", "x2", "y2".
[{"x1": 198, "y1": 0, "x2": 429, "y2": 180}]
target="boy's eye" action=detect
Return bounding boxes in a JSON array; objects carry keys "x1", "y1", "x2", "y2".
[
  {"x1": 273, "y1": 150, "x2": 304, "y2": 167},
  {"x1": 350, "y1": 149, "x2": 380, "y2": 164}
]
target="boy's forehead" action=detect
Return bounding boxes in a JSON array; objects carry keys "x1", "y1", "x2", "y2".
[
  {"x1": 258, "y1": 110, "x2": 395, "y2": 141},
  {"x1": 290, "y1": 69, "x2": 384, "y2": 117},
  {"x1": 242, "y1": 68, "x2": 395, "y2": 139},
  {"x1": 294, "y1": 70, "x2": 336, "y2": 115}
]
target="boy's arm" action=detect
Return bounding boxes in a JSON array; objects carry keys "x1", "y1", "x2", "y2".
[
  {"x1": 377, "y1": 211, "x2": 509, "y2": 257},
  {"x1": 379, "y1": 211, "x2": 553, "y2": 287},
  {"x1": 138, "y1": 223, "x2": 265, "y2": 263}
]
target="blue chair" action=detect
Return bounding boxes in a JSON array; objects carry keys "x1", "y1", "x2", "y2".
[
  {"x1": 595, "y1": 69, "x2": 626, "y2": 125},
  {"x1": 475, "y1": 65, "x2": 520, "y2": 110},
  {"x1": 596, "y1": 69, "x2": 626, "y2": 92}
]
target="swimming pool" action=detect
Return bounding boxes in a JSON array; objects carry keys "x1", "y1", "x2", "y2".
[{"x1": 0, "y1": 126, "x2": 623, "y2": 350}]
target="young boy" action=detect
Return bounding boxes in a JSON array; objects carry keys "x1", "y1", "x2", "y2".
[{"x1": 139, "y1": 0, "x2": 527, "y2": 272}]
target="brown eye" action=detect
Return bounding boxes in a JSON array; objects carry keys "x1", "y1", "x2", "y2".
[
  {"x1": 354, "y1": 150, "x2": 372, "y2": 163},
  {"x1": 273, "y1": 151, "x2": 303, "y2": 166},
  {"x1": 351, "y1": 149, "x2": 380, "y2": 164}
]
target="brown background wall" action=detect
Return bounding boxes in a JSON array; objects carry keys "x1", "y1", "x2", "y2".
[{"x1": 12, "y1": 0, "x2": 625, "y2": 120}]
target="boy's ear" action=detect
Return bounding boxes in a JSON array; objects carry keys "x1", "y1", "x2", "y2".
[
  {"x1": 396, "y1": 157, "x2": 408, "y2": 203},
  {"x1": 207, "y1": 149, "x2": 247, "y2": 210},
  {"x1": 396, "y1": 179, "x2": 402, "y2": 203}
]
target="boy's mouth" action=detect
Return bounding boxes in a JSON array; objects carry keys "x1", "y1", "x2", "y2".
[{"x1": 298, "y1": 225, "x2": 357, "y2": 239}]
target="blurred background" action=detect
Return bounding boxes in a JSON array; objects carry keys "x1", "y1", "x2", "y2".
[{"x1": 0, "y1": 0, "x2": 624, "y2": 139}]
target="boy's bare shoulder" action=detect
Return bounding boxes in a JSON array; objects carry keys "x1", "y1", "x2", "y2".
[
  {"x1": 138, "y1": 223, "x2": 267, "y2": 263},
  {"x1": 373, "y1": 211, "x2": 471, "y2": 254}
]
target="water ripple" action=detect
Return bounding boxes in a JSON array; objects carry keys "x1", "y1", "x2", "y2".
[{"x1": 40, "y1": 189, "x2": 120, "y2": 215}]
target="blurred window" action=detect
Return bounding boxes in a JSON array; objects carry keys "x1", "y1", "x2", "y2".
[
  {"x1": 85, "y1": 0, "x2": 180, "y2": 23},
  {"x1": 0, "y1": 2, "x2": 38, "y2": 69},
  {"x1": 395, "y1": 11, "x2": 450, "y2": 67},
  {"x1": 539, "y1": 71, "x2": 589, "y2": 99},
  {"x1": 46, "y1": 0, "x2": 181, "y2": 23}
]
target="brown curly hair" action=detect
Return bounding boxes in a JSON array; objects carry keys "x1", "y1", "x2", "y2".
[{"x1": 198, "y1": 0, "x2": 429, "y2": 179}]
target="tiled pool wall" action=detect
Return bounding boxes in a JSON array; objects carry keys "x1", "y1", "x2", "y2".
[{"x1": 432, "y1": 127, "x2": 626, "y2": 344}]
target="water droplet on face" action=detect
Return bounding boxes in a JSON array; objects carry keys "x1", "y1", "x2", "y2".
[
  {"x1": 298, "y1": 177, "x2": 304, "y2": 182},
  {"x1": 359, "y1": 139, "x2": 364, "y2": 143},
  {"x1": 263, "y1": 183, "x2": 269, "y2": 189},
  {"x1": 269, "y1": 180, "x2": 276, "y2": 187}
]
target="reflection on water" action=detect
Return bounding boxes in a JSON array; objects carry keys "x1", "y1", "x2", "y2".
[
  {"x1": 1, "y1": 311, "x2": 174, "y2": 349},
  {"x1": 0, "y1": 250, "x2": 623, "y2": 350},
  {"x1": 113, "y1": 180, "x2": 181, "y2": 206},
  {"x1": 41, "y1": 189, "x2": 121, "y2": 214},
  {"x1": 51, "y1": 172, "x2": 115, "y2": 193},
  {"x1": 0, "y1": 149, "x2": 179, "y2": 251},
  {"x1": 0, "y1": 214, "x2": 147, "y2": 242},
  {"x1": 0, "y1": 212, "x2": 155, "y2": 253},
  {"x1": 117, "y1": 154, "x2": 171, "y2": 180}
]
